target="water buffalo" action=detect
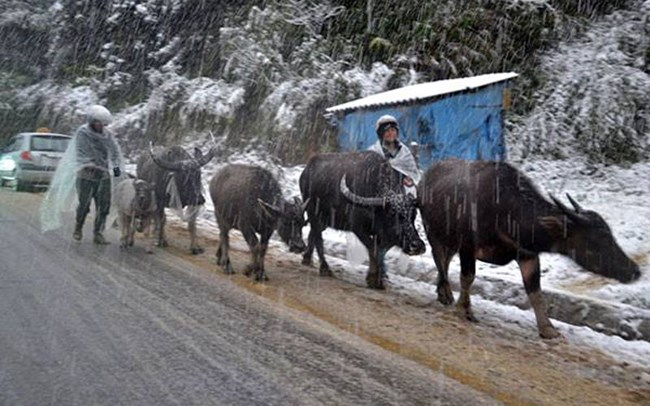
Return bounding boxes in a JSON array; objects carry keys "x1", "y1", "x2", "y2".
[
  {"x1": 115, "y1": 178, "x2": 157, "y2": 253},
  {"x1": 300, "y1": 151, "x2": 426, "y2": 289},
  {"x1": 209, "y1": 164, "x2": 308, "y2": 281},
  {"x1": 136, "y1": 145, "x2": 216, "y2": 254},
  {"x1": 417, "y1": 159, "x2": 641, "y2": 339}
]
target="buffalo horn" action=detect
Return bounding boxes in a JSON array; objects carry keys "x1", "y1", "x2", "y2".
[
  {"x1": 339, "y1": 175, "x2": 385, "y2": 207},
  {"x1": 258, "y1": 198, "x2": 283, "y2": 217},
  {"x1": 196, "y1": 146, "x2": 217, "y2": 167},
  {"x1": 566, "y1": 193, "x2": 584, "y2": 213},
  {"x1": 300, "y1": 197, "x2": 310, "y2": 212},
  {"x1": 550, "y1": 194, "x2": 585, "y2": 223}
]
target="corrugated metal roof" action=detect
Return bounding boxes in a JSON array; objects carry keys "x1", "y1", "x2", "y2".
[{"x1": 326, "y1": 72, "x2": 518, "y2": 113}]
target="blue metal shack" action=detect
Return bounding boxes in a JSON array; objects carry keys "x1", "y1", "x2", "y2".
[{"x1": 325, "y1": 72, "x2": 517, "y2": 169}]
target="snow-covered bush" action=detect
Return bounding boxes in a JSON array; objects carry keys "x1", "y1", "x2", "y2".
[{"x1": 508, "y1": 4, "x2": 650, "y2": 163}]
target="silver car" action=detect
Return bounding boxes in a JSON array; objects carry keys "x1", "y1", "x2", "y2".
[{"x1": 0, "y1": 132, "x2": 72, "y2": 191}]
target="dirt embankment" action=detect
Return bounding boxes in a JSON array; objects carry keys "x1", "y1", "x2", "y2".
[{"x1": 164, "y1": 224, "x2": 649, "y2": 406}]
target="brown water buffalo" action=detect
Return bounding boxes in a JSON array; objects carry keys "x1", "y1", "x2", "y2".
[
  {"x1": 137, "y1": 145, "x2": 216, "y2": 254},
  {"x1": 300, "y1": 151, "x2": 426, "y2": 289},
  {"x1": 417, "y1": 159, "x2": 641, "y2": 338},
  {"x1": 210, "y1": 164, "x2": 308, "y2": 281}
]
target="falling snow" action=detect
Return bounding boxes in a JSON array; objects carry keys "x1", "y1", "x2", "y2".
[{"x1": 1, "y1": 0, "x2": 649, "y2": 398}]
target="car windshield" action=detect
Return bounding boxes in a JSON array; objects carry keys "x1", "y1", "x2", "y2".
[{"x1": 31, "y1": 135, "x2": 70, "y2": 152}]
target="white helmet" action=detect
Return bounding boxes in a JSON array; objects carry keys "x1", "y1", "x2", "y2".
[
  {"x1": 87, "y1": 105, "x2": 112, "y2": 125},
  {"x1": 375, "y1": 114, "x2": 399, "y2": 138}
]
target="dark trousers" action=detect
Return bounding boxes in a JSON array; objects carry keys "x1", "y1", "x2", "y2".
[{"x1": 76, "y1": 176, "x2": 112, "y2": 234}]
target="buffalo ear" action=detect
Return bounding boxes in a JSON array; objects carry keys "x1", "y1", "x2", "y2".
[
  {"x1": 538, "y1": 216, "x2": 566, "y2": 239},
  {"x1": 258, "y1": 199, "x2": 283, "y2": 218}
]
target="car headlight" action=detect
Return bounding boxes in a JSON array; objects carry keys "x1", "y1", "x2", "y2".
[{"x1": 0, "y1": 158, "x2": 16, "y2": 171}]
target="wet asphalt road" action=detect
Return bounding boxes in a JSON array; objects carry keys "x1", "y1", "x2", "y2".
[{"x1": 0, "y1": 190, "x2": 497, "y2": 405}]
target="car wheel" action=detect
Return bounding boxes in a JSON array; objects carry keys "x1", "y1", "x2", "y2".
[{"x1": 12, "y1": 179, "x2": 23, "y2": 192}]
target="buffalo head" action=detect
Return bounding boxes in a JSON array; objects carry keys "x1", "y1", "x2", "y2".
[
  {"x1": 549, "y1": 194, "x2": 640, "y2": 283},
  {"x1": 258, "y1": 197, "x2": 309, "y2": 253},
  {"x1": 150, "y1": 144, "x2": 217, "y2": 207},
  {"x1": 133, "y1": 179, "x2": 155, "y2": 232},
  {"x1": 340, "y1": 175, "x2": 425, "y2": 256}
]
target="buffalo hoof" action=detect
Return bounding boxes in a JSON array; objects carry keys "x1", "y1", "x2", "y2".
[
  {"x1": 191, "y1": 246, "x2": 204, "y2": 255},
  {"x1": 457, "y1": 305, "x2": 478, "y2": 322},
  {"x1": 254, "y1": 272, "x2": 269, "y2": 282},
  {"x1": 366, "y1": 275, "x2": 386, "y2": 290},
  {"x1": 437, "y1": 284, "x2": 455, "y2": 306},
  {"x1": 301, "y1": 256, "x2": 313, "y2": 267},
  {"x1": 319, "y1": 264, "x2": 334, "y2": 277},
  {"x1": 222, "y1": 263, "x2": 235, "y2": 275},
  {"x1": 290, "y1": 245, "x2": 306, "y2": 254},
  {"x1": 539, "y1": 325, "x2": 561, "y2": 340},
  {"x1": 244, "y1": 264, "x2": 255, "y2": 277}
]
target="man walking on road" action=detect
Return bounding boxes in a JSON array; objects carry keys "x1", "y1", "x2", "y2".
[{"x1": 72, "y1": 105, "x2": 123, "y2": 244}]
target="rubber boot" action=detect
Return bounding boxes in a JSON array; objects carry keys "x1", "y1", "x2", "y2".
[
  {"x1": 73, "y1": 223, "x2": 83, "y2": 241},
  {"x1": 93, "y1": 211, "x2": 110, "y2": 245},
  {"x1": 93, "y1": 233, "x2": 110, "y2": 245}
]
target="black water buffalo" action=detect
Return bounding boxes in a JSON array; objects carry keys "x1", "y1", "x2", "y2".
[
  {"x1": 417, "y1": 159, "x2": 641, "y2": 339},
  {"x1": 210, "y1": 164, "x2": 308, "y2": 281},
  {"x1": 136, "y1": 145, "x2": 216, "y2": 254},
  {"x1": 300, "y1": 151, "x2": 426, "y2": 289}
]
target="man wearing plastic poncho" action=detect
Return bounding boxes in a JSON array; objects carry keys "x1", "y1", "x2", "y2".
[
  {"x1": 367, "y1": 114, "x2": 421, "y2": 193},
  {"x1": 40, "y1": 105, "x2": 125, "y2": 244}
]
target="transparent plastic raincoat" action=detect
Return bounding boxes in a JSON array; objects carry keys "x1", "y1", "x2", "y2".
[{"x1": 40, "y1": 124, "x2": 125, "y2": 233}]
